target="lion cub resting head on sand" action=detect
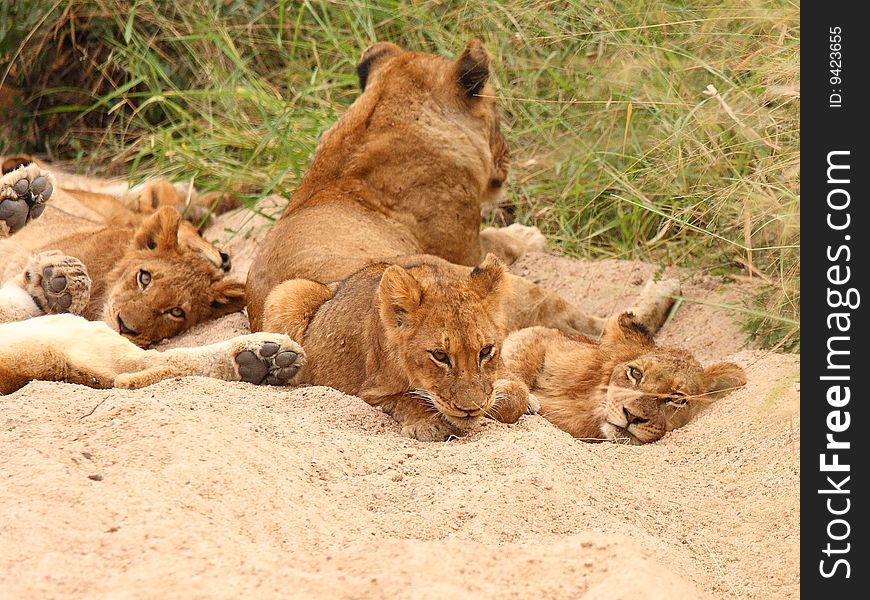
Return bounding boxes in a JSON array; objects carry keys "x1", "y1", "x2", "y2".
[
  {"x1": 262, "y1": 254, "x2": 531, "y2": 442},
  {"x1": 0, "y1": 162, "x2": 244, "y2": 346},
  {"x1": 502, "y1": 314, "x2": 747, "y2": 444}
]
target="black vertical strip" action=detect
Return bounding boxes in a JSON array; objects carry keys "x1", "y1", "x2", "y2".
[{"x1": 803, "y1": 5, "x2": 868, "y2": 596}]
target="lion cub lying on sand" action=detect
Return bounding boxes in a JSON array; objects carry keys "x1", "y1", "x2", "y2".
[
  {"x1": 261, "y1": 254, "x2": 679, "y2": 442},
  {"x1": 0, "y1": 313, "x2": 305, "y2": 395},
  {"x1": 502, "y1": 314, "x2": 747, "y2": 444},
  {"x1": 262, "y1": 254, "x2": 531, "y2": 442},
  {"x1": 0, "y1": 161, "x2": 244, "y2": 346}
]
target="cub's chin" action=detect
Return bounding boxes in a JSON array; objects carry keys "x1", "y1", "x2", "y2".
[
  {"x1": 600, "y1": 422, "x2": 645, "y2": 446},
  {"x1": 440, "y1": 413, "x2": 483, "y2": 431}
]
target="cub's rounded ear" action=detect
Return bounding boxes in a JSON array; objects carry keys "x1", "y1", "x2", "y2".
[
  {"x1": 357, "y1": 42, "x2": 403, "y2": 91},
  {"x1": 134, "y1": 206, "x2": 182, "y2": 252},
  {"x1": 701, "y1": 362, "x2": 747, "y2": 401},
  {"x1": 378, "y1": 265, "x2": 422, "y2": 327},
  {"x1": 2, "y1": 155, "x2": 33, "y2": 174},
  {"x1": 601, "y1": 312, "x2": 655, "y2": 348},
  {"x1": 468, "y1": 253, "x2": 506, "y2": 300},
  {"x1": 455, "y1": 39, "x2": 491, "y2": 98},
  {"x1": 208, "y1": 279, "x2": 246, "y2": 317}
]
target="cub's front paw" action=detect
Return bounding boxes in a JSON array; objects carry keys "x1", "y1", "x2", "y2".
[
  {"x1": 0, "y1": 163, "x2": 55, "y2": 235},
  {"x1": 401, "y1": 414, "x2": 463, "y2": 442},
  {"x1": 233, "y1": 334, "x2": 306, "y2": 386},
  {"x1": 487, "y1": 379, "x2": 532, "y2": 424},
  {"x1": 24, "y1": 251, "x2": 92, "y2": 315}
]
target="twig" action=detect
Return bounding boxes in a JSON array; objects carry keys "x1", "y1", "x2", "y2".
[{"x1": 79, "y1": 396, "x2": 108, "y2": 420}]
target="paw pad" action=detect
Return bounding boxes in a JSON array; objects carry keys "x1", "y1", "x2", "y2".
[
  {"x1": 25, "y1": 252, "x2": 91, "y2": 315},
  {"x1": 235, "y1": 343, "x2": 302, "y2": 386},
  {"x1": 0, "y1": 165, "x2": 55, "y2": 235}
]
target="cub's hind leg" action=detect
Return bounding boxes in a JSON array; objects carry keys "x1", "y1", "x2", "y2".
[
  {"x1": 0, "y1": 163, "x2": 55, "y2": 236},
  {"x1": 261, "y1": 278, "x2": 337, "y2": 340},
  {"x1": 0, "y1": 315, "x2": 136, "y2": 395},
  {"x1": 0, "y1": 314, "x2": 307, "y2": 395},
  {"x1": 479, "y1": 223, "x2": 547, "y2": 265}
]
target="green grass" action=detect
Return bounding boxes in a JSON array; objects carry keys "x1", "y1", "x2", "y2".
[{"x1": 0, "y1": 0, "x2": 800, "y2": 351}]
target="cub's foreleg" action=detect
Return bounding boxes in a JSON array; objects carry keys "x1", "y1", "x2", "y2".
[
  {"x1": 501, "y1": 275, "x2": 680, "y2": 338},
  {"x1": 479, "y1": 223, "x2": 547, "y2": 265},
  {"x1": 371, "y1": 392, "x2": 464, "y2": 442},
  {"x1": 620, "y1": 278, "x2": 681, "y2": 334}
]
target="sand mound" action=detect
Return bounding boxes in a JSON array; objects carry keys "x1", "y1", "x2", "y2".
[{"x1": 0, "y1": 209, "x2": 800, "y2": 599}]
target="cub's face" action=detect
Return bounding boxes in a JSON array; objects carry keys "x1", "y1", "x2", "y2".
[
  {"x1": 102, "y1": 207, "x2": 244, "y2": 347},
  {"x1": 378, "y1": 255, "x2": 508, "y2": 430},
  {"x1": 600, "y1": 351, "x2": 747, "y2": 445}
]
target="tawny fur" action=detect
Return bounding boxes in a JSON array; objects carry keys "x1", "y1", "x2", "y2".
[
  {"x1": 262, "y1": 254, "x2": 531, "y2": 442},
  {"x1": 502, "y1": 313, "x2": 748, "y2": 444},
  {"x1": 0, "y1": 160, "x2": 244, "y2": 346},
  {"x1": 0, "y1": 313, "x2": 304, "y2": 396},
  {"x1": 246, "y1": 40, "x2": 617, "y2": 337}
]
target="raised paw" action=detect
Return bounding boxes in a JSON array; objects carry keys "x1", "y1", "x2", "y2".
[
  {"x1": 233, "y1": 335, "x2": 306, "y2": 386},
  {"x1": 24, "y1": 251, "x2": 92, "y2": 315},
  {"x1": 0, "y1": 163, "x2": 55, "y2": 236},
  {"x1": 640, "y1": 277, "x2": 681, "y2": 302},
  {"x1": 631, "y1": 277, "x2": 682, "y2": 334}
]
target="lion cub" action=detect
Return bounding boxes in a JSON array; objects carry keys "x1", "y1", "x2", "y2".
[
  {"x1": 0, "y1": 162, "x2": 244, "y2": 346},
  {"x1": 0, "y1": 313, "x2": 305, "y2": 395},
  {"x1": 261, "y1": 254, "x2": 531, "y2": 442},
  {"x1": 502, "y1": 313, "x2": 747, "y2": 444}
]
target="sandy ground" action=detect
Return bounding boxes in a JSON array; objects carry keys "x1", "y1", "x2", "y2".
[{"x1": 1, "y1": 207, "x2": 800, "y2": 599}]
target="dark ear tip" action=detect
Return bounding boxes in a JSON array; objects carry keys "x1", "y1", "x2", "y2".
[
  {"x1": 616, "y1": 312, "x2": 653, "y2": 342},
  {"x1": 357, "y1": 42, "x2": 403, "y2": 91},
  {"x1": 471, "y1": 253, "x2": 505, "y2": 276},
  {"x1": 457, "y1": 40, "x2": 491, "y2": 97}
]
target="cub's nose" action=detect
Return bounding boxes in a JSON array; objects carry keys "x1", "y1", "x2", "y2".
[
  {"x1": 117, "y1": 315, "x2": 140, "y2": 336},
  {"x1": 623, "y1": 406, "x2": 649, "y2": 426},
  {"x1": 219, "y1": 252, "x2": 232, "y2": 272}
]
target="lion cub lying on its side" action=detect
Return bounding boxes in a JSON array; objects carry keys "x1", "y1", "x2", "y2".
[
  {"x1": 0, "y1": 162, "x2": 244, "y2": 346},
  {"x1": 502, "y1": 314, "x2": 747, "y2": 444},
  {"x1": 0, "y1": 313, "x2": 305, "y2": 395},
  {"x1": 262, "y1": 254, "x2": 532, "y2": 442}
]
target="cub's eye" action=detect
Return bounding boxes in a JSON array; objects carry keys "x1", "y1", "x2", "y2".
[
  {"x1": 138, "y1": 269, "x2": 152, "y2": 289},
  {"x1": 166, "y1": 307, "x2": 186, "y2": 319},
  {"x1": 479, "y1": 344, "x2": 495, "y2": 362},
  {"x1": 668, "y1": 394, "x2": 689, "y2": 407},
  {"x1": 429, "y1": 350, "x2": 452, "y2": 368},
  {"x1": 626, "y1": 366, "x2": 643, "y2": 385}
]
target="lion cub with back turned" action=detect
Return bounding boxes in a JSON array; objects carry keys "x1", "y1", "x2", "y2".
[{"x1": 502, "y1": 314, "x2": 747, "y2": 444}]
